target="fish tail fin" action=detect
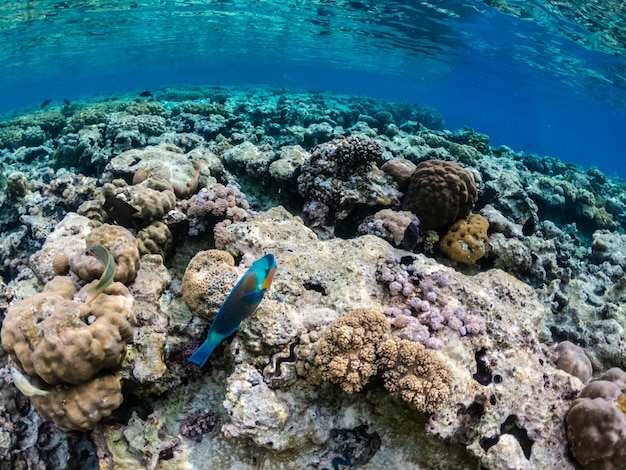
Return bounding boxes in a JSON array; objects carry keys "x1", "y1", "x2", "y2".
[{"x1": 188, "y1": 331, "x2": 223, "y2": 367}]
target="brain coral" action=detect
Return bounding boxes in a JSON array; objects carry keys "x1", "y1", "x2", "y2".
[
  {"x1": 565, "y1": 373, "x2": 626, "y2": 470},
  {"x1": 69, "y1": 224, "x2": 140, "y2": 284},
  {"x1": 30, "y1": 373, "x2": 123, "y2": 431},
  {"x1": 181, "y1": 249, "x2": 239, "y2": 321},
  {"x1": 402, "y1": 160, "x2": 478, "y2": 231},
  {"x1": 376, "y1": 336, "x2": 451, "y2": 413},
  {"x1": 0, "y1": 276, "x2": 135, "y2": 385},
  {"x1": 439, "y1": 214, "x2": 490, "y2": 265},
  {"x1": 314, "y1": 309, "x2": 390, "y2": 394}
]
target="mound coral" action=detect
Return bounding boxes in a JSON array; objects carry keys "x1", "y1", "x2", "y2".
[
  {"x1": 554, "y1": 341, "x2": 592, "y2": 383},
  {"x1": 1, "y1": 276, "x2": 135, "y2": 385},
  {"x1": 565, "y1": 370, "x2": 626, "y2": 469},
  {"x1": 297, "y1": 135, "x2": 400, "y2": 220},
  {"x1": 182, "y1": 249, "x2": 239, "y2": 321},
  {"x1": 439, "y1": 214, "x2": 490, "y2": 265},
  {"x1": 137, "y1": 221, "x2": 173, "y2": 258},
  {"x1": 376, "y1": 336, "x2": 451, "y2": 413},
  {"x1": 314, "y1": 309, "x2": 389, "y2": 394},
  {"x1": 69, "y1": 224, "x2": 140, "y2": 284},
  {"x1": 402, "y1": 160, "x2": 478, "y2": 231}
]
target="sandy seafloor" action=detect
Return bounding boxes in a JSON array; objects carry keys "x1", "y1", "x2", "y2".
[{"x1": 0, "y1": 86, "x2": 625, "y2": 469}]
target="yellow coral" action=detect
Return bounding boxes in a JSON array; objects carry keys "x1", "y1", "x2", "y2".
[
  {"x1": 376, "y1": 336, "x2": 451, "y2": 413},
  {"x1": 440, "y1": 214, "x2": 490, "y2": 265},
  {"x1": 314, "y1": 309, "x2": 389, "y2": 394}
]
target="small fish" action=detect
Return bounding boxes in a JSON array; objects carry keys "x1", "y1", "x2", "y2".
[
  {"x1": 522, "y1": 216, "x2": 537, "y2": 236},
  {"x1": 189, "y1": 254, "x2": 277, "y2": 367},
  {"x1": 103, "y1": 197, "x2": 141, "y2": 229},
  {"x1": 63, "y1": 98, "x2": 70, "y2": 106},
  {"x1": 139, "y1": 90, "x2": 153, "y2": 97},
  {"x1": 86, "y1": 244, "x2": 115, "y2": 305},
  {"x1": 40, "y1": 99, "x2": 51, "y2": 109},
  {"x1": 402, "y1": 221, "x2": 420, "y2": 250},
  {"x1": 10, "y1": 366, "x2": 49, "y2": 397}
]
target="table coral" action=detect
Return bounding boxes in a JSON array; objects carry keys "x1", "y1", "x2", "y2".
[
  {"x1": 402, "y1": 159, "x2": 478, "y2": 231},
  {"x1": 440, "y1": 214, "x2": 490, "y2": 265},
  {"x1": 565, "y1": 372, "x2": 626, "y2": 469},
  {"x1": 181, "y1": 249, "x2": 239, "y2": 321},
  {"x1": 314, "y1": 309, "x2": 389, "y2": 394},
  {"x1": 376, "y1": 336, "x2": 452, "y2": 413}
]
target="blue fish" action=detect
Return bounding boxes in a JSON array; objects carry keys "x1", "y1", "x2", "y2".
[{"x1": 188, "y1": 253, "x2": 277, "y2": 367}]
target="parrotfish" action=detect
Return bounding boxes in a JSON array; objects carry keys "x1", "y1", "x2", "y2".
[
  {"x1": 188, "y1": 254, "x2": 277, "y2": 367},
  {"x1": 10, "y1": 366, "x2": 49, "y2": 397},
  {"x1": 86, "y1": 244, "x2": 115, "y2": 305}
]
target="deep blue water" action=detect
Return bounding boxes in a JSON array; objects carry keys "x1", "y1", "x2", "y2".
[{"x1": 1, "y1": 0, "x2": 625, "y2": 177}]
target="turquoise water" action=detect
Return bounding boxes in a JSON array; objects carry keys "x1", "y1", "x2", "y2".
[{"x1": 1, "y1": 0, "x2": 625, "y2": 176}]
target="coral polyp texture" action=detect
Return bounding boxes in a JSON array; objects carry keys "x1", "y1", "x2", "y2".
[
  {"x1": 565, "y1": 369, "x2": 626, "y2": 469},
  {"x1": 314, "y1": 308, "x2": 389, "y2": 393},
  {"x1": 440, "y1": 213, "x2": 490, "y2": 265},
  {"x1": 2, "y1": 87, "x2": 626, "y2": 469},
  {"x1": 402, "y1": 159, "x2": 478, "y2": 231}
]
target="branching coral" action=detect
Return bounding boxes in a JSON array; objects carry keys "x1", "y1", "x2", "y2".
[
  {"x1": 376, "y1": 336, "x2": 451, "y2": 413},
  {"x1": 185, "y1": 184, "x2": 249, "y2": 236},
  {"x1": 402, "y1": 160, "x2": 478, "y2": 231},
  {"x1": 314, "y1": 309, "x2": 389, "y2": 393}
]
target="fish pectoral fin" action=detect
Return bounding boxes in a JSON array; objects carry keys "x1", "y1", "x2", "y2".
[{"x1": 241, "y1": 290, "x2": 265, "y2": 303}]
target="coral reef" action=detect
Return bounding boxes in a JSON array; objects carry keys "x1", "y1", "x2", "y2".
[
  {"x1": 402, "y1": 159, "x2": 478, "y2": 231},
  {"x1": 440, "y1": 213, "x2": 490, "y2": 265},
  {"x1": 314, "y1": 309, "x2": 389, "y2": 393},
  {"x1": 555, "y1": 341, "x2": 593, "y2": 383},
  {"x1": 565, "y1": 369, "x2": 626, "y2": 469}
]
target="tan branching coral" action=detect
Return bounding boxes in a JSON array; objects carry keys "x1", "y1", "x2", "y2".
[
  {"x1": 376, "y1": 336, "x2": 451, "y2": 413},
  {"x1": 1, "y1": 276, "x2": 135, "y2": 385},
  {"x1": 70, "y1": 224, "x2": 140, "y2": 284},
  {"x1": 314, "y1": 309, "x2": 389, "y2": 394},
  {"x1": 181, "y1": 249, "x2": 239, "y2": 321},
  {"x1": 440, "y1": 214, "x2": 490, "y2": 265},
  {"x1": 30, "y1": 373, "x2": 123, "y2": 431},
  {"x1": 402, "y1": 160, "x2": 478, "y2": 231}
]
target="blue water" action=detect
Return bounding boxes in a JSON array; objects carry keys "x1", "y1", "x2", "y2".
[{"x1": 1, "y1": 0, "x2": 625, "y2": 177}]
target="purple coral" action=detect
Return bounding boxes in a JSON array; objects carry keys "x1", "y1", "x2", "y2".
[{"x1": 185, "y1": 183, "x2": 249, "y2": 236}]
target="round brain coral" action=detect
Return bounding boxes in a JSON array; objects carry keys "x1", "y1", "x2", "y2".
[
  {"x1": 0, "y1": 276, "x2": 135, "y2": 385},
  {"x1": 439, "y1": 214, "x2": 490, "y2": 265},
  {"x1": 376, "y1": 336, "x2": 451, "y2": 413},
  {"x1": 402, "y1": 160, "x2": 478, "y2": 231},
  {"x1": 315, "y1": 309, "x2": 390, "y2": 394},
  {"x1": 181, "y1": 249, "x2": 239, "y2": 321},
  {"x1": 566, "y1": 373, "x2": 626, "y2": 470}
]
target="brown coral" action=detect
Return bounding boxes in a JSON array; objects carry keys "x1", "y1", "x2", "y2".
[
  {"x1": 314, "y1": 309, "x2": 389, "y2": 394},
  {"x1": 381, "y1": 158, "x2": 417, "y2": 193},
  {"x1": 376, "y1": 336, "x2": 451, "y2": 413},
  {"x1": 402, "y1": 160, "x2": 478, "y2": 231},
  {"x1": 439, "y1": 214, "x2": 490, "y2": 265},
  {"x1": 181, "y1": 249, "x2": 239, "y2": 321},
  {"x1": 0, "y1": 276, "x2": 135, "y2": 385},
  {"x1": 30, "y1": 373, "x2": 123, "y2": 431},
  {"x1": 70, "y1": 224, "x2": 140, "y2": 284},
  {"x1": 137, "y1": 221, "x2": 173, "y2": 258}
]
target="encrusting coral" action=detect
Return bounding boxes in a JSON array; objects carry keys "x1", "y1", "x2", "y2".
[
  {"x1": 314, "y1": 309, "x2": 389, "y2": 394},
  {"x1": 439, "y1": 214, "x2": 490, "y2": 265},
  {"x1": 402, "y1": 159, "x2": 478, "y2": 231}
]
